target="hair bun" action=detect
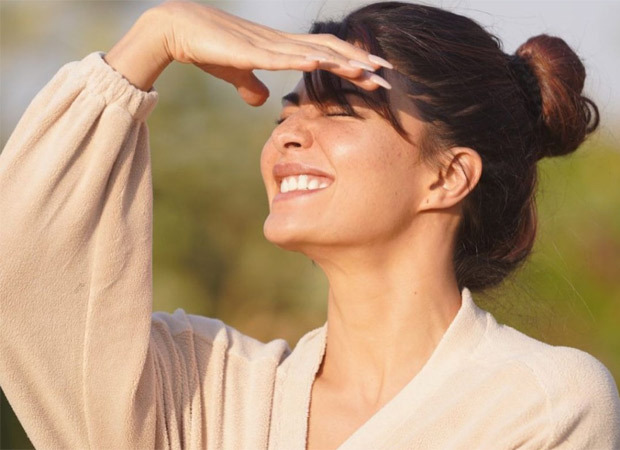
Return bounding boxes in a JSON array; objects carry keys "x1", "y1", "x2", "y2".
[{"x1": 516, "y1": 34, "x2": 599, "y2": 159}]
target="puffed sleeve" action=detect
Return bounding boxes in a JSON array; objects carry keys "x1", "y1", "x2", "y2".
[
  {"x1": 0, "y1": 52, "x2": 159, "y2": 448},
  {"x1": 1, "y1": 53, "x2": 290, "y2": 449}
]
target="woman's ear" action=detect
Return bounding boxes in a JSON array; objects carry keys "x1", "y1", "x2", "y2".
[{"x1": 419, "y1": 147, "x2": 482, "y2": 212}]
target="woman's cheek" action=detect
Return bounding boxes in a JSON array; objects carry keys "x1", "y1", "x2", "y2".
[{"x1": 260, "y1": 141, "x2": 278, "y2": 201}]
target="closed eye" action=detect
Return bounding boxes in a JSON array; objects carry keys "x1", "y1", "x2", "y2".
[
  {"x1": 326, "y1": 112, "x2": 353, "y2": 117},
  {"x1": 275, "y1": 112, "x2": 351, "y2": 125},
  {"x1": 275, "y1": 107, "x2": 363, "y2": 125}
]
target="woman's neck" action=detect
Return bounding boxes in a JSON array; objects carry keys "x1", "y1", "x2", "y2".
[{"x1": 313, "y1": 225, "x2": 462, "y2": 408}]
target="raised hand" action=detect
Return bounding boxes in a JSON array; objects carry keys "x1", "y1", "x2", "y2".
[{"x1": 105, "y1": 1, "x2": 392, "y2": 105}]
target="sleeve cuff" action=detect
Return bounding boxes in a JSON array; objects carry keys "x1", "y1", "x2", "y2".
[{"x1": 77, "y1": 52, "x2": 159, "y2": 120}]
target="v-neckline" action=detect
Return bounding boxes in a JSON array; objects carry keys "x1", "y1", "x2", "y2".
[{"x1": 271, "y1": 289, "x2": 490, "y2": 450}]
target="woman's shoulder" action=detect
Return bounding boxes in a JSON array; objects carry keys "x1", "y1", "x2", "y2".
[
  {"x1": 480, "y1": 317, "x2": 617, "y2": 394},
  {"x1": 463, "y1": 294, "x2": 617, "y2": 394},
  {"x1": 151, "y1": 309, "x2": 291, "y2": 364},
  {"x1": 473, "y1": 313, "x2": 620, "y2": 445}
]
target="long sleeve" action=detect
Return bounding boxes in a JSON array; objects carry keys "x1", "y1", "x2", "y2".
[
  {"x1": 0, "y1": 53, "x2": 290, "y2": 450},
  {"x1": 0, "y1": 52, "x2": 159, "y2": 447}
]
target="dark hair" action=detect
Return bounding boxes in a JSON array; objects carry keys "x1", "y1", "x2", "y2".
[{"x1": 305, "y1": 2, "x2": 599, "y2": 292}]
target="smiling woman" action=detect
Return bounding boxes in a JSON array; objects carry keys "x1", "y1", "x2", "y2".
[
  {"x1": 262, "y1": 87, "x2": 440, "y2": 254},
  {"x1": 1, "y1": 1, "x2": 619, "y2": 449}
]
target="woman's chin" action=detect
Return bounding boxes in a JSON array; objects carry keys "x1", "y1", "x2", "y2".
[
  {"x1": 262, "y1": 216, "x2": 320, "y2": 253},
  {"x1": 263, "y1": 220, "x2": 302, "y2": 251}
]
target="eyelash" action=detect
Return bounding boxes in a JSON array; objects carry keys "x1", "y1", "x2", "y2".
[{"x1": 275, "y1": 112, "x2": 352, "y2": 125}]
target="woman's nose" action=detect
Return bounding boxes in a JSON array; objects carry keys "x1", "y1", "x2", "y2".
[{"x1": 271, "y1": 116, "x2": 313, "y2": 153}]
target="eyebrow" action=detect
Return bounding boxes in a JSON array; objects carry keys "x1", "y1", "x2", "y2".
[{"x1": 281, "y1": 92, "x2": 300, "y2": 106}]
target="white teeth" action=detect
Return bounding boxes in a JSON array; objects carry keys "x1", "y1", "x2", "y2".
[
  {"x1": 288, "y1": 177, "x2": 298, "y2": 191},
  {"x1": 279, "y1": 174, "x2": 331, "y2": 193},
  {"x1": 297, "y1": 175, "x2": 308, "y2": 190}
]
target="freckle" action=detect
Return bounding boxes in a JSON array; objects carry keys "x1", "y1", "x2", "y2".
[{"x1": 425, "y1": 199, "x2": 429, "y2": 204}]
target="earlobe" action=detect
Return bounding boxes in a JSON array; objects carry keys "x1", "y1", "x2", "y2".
[{"x1": 421, "y1": 147, "x2": 482, "y2": 211}]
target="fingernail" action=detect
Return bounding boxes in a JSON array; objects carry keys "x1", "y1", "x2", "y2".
[
  {"x1": 368, "y1": 54, "x2": 394, "y2": 69},
  {"x1": 349, "y1": 59, "x2": 376, "y2": 71},
  {"x1": 369, "y1": 73, "x2": 392, "y2": 89},
  {"x1": 305, "y1": 54, "x2": 328, "y2": 62}
]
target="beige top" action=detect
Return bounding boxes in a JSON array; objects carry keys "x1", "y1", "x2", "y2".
[{"x1": 1, "y1": 53, "x2": 619, "y2": 450}]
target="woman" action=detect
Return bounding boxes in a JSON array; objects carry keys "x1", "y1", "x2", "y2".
[{"x1": 1, "y1": 1, "x2": 618, "y2": 448}]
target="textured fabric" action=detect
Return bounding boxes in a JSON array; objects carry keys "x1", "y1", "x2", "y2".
[
  {"x1": 1, "y1": 53, "x2": 619, "y2": 449},
  {"x1": 273, "y1": 294, "x2": 620, "y2": 450}
]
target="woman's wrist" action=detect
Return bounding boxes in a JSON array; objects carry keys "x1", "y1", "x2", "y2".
[{"x1": 104, "y1": 7, "x2": 172, "y2": 91}]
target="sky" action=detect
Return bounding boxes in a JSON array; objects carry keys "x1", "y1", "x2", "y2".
[{"x1": 1, "y1": 0, "x2": 619, "y2": 146}]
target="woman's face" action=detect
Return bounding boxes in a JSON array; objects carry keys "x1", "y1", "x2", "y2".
[{"x1": 260, "y1": 80, "x2": 434, "y2": 256}]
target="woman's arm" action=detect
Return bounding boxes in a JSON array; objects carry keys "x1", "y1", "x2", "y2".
[
  {"x1": 105, "y1": 1, "x2": 391, "y2": 98},
  {"x1": 0, "y1": 52, "x2": 158, "y2": 447},
  {"x1": 0, "y1": 2, "x2": 389, "y2": 447}
]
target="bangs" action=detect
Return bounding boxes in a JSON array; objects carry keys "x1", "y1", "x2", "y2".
[{"x1": 303, "y1": 19, "x2": 406, "y2": 136}]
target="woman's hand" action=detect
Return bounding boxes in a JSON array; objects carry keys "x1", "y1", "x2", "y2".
[{"x1": 104, "y1": 1, "x2": 392, "y2": 105}]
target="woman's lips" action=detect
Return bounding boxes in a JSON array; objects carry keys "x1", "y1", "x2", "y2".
[
  {"x1": 280, "y1": 174, "x2": 331, "y2": 193},
  {"x1": 272, "y1": 162, "x2": 334, "y2": 202}
]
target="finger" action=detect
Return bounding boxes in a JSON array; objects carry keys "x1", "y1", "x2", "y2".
[
  {"x1": 263, "y1": 40, "x2": 377, "y2": 73},
  {"x1": 289, "y1": 33, "x2": 393, "y2": 69},
  {"x1": 252, "y1": 48, "x2": 367, "y2": 79},
  {"x1": 253, "y1": 50, "x2": 391, "y2": 91},
  {"x1": 199, "y1": 65, "x2": 271, "y2": 106},
  {"x1": 233, "y1": 71, "x2": 270, "y2": 106},
  {"x1": 242, "y1": 49, "x2": 326, "y2": 72},
  {"x1": 339, "y1": 70, "x2": 392, "y2": 92}
]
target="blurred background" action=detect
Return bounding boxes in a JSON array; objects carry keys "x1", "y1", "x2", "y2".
[{"x1": 1, "y1": 0, "x2": 618, "y2": 447}]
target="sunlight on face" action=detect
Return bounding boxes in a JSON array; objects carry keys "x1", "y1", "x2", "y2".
[{"x1": 260, "y1": 78, "x2": 438, "y2": 261}]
